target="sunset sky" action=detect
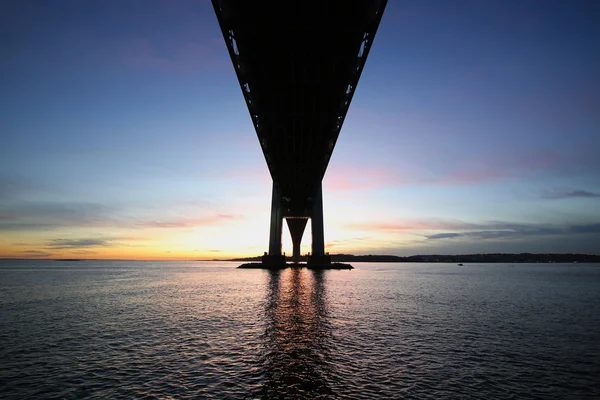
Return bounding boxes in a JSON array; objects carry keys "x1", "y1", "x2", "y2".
[{"x1": 2, "y1": 0, "x2": 599, "y2": 259}]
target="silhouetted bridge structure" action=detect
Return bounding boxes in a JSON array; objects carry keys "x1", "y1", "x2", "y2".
[{"x1": 213, "y1": 0, "x2": 387, "y2": 267}]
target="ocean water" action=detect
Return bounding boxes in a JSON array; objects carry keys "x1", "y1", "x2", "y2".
[{"x1": 1, "y1": 260, "x2": 599, "y2": 399}]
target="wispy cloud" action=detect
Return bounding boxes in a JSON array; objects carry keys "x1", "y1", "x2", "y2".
[
  {"x1": 326, "y1": 149, "x2": 561, "y2": 191},
  {"x1": 141, "y1": 214, "x2": 238, "y2": 229},
  {"x1": 46, "y1": 238, "x2": 118, "y2": 249},
  {"x1": 0, "y1": 202, "x2": 115, "y2": 231},
  {"x1": 427, "y1": 233, "x2": 462, "y2": 240},
  {"x1": 21, "y1": 250, "x2": 53, "y2": 257},
  {"x1": 346, "y1": 218, "x2": 480, "y2": 232},
  {"x1": 348, "y1": 218, "x2": 600, "y2": 243},
  {"x1": 542, "y1": 189, "x2": 600, "y2": 199},
  {"x1": 0, "y1": 201, "x2": 241, "y2": 231},
  {"x1": 324, "y1": 166, "x2": 405, "y2": 191},
  {"x1": 326, "y1": 236, "x2": 372, "y2": 248},
  {"x1": 425, "y1": 223, "x2": 600, "y2": 241}
]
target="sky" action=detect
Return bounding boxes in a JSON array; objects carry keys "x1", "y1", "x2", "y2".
[{"x1": 1, "y1": 0, "x2": 599, "y2": 260}]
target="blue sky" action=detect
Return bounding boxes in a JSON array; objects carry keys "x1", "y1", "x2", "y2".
[{"x1": 1, "y1": 0, "x2": 599, "y2": 259}]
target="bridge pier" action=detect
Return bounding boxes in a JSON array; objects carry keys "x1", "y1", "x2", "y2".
[
  {"x1": 308, "y1": 182, "x2": 331, "y2": 265},
  {"x1": 262, "y1": 181, "x2": 330, "y2": 266},
  {"x1": 241, "y1": 180, "x2": 348, "y2": 270},
  {"x1": 264, "y1": 182, "x2": 285, "y2": 266}
]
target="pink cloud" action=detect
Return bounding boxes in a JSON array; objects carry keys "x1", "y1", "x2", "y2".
[
  {"x1": 324, "y1": 165, "x2": 411, "y2": 191},
  {"x1": 323, "y1": 150, "x2": 558, "y2": 191},
  {"x1": 326, "y1": 236, "x2": 372, "y2": 248},
  {"x1": 139, "y1": 213, "x2": 239, "y2": 229},
  {"x1": 346, "y1": 218, "x2": 481, "y2": 232}
]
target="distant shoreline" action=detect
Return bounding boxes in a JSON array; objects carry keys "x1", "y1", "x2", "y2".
[{"x1": 218, "y1": 253, "x2": 600, "y2": 263}]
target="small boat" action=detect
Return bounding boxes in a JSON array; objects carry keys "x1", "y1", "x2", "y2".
[{"x1": 457, "y1": 263, "x2": 463, "y2": 266}]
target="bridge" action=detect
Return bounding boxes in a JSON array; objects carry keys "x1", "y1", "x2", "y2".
[{"x1": 213, "y1": 0, "x2": 387, "y2": 267}]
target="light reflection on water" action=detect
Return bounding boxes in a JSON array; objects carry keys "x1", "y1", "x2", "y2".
[
  {"x1": 0, "y1": 261, "x2": 599, "y2": 399},
  {"x1": 260, "y1": 268, "x2": 334, "y2": 398}
]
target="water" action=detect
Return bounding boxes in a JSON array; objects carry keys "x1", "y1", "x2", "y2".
[{"x1": 1, "y1": 260, "x2": 599, "y2": 399}]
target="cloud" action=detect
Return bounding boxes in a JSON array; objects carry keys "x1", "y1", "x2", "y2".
[
  {"x1": 0, "y1": 201, "x2": 241, "y2": 231},
  {"x1": 326, "y1": 147, "x2": 561, "y2": 191},
  {"x1": 45, "y1": 238, "x2": 118, "y2": 249},
  {"x1": 0, "y1": 202, "x2": 115, "y2": 231},
  {"x1": 0, "y1": 222, "x2": 68, "y2": 231},
  {"x1": 326, "y1": 236, "x2": 372, "y2": 248},
  {"x1": 569, "y1": 223, "x2": 600, "y2": 234},
  {"x1": 427, "y1": 233, "x2": 462, "y2": 240},
  {"x1": 424, "y1": 223, "x2": 600, "y2": 241},
  {"x1": 346, "y1": 218, "x2": 480, "y2": 232},
  {"x1": 324, "y1": 166, "x2": 406, "y2": 191},
  {"x1": 348, "y1": 218, "x2": 600, "y2": 247},
  {"x1": 542, "y1": 189, "x2": 600, "y2": 199},
  {"x1": 141, "y1": 214, "x2": 238, "y2": 229},
  {"x1": 22, "y1": 250, "x2": 53, "y2": 257}
]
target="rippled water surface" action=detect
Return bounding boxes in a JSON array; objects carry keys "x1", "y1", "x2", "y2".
[{"x1": 1, "y1": 261, "x2": 599, "y2": 399}]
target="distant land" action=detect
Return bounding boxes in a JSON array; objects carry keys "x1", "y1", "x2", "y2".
[{"x1": 218, "y1": 253, "x2": 600, "y2": 263}]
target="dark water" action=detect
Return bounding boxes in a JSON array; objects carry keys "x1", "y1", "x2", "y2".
[{"x1": 1, "y1": 261, "x2": 599, "y2": 399}]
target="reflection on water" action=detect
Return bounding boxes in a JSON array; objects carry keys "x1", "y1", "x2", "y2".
[{"x1": 261, "y1": 268, "x2": 334, "y2": 398}]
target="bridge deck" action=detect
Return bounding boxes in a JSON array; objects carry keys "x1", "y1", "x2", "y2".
[{"x1": 213, "y1": 0, "x2": 386, "y2": 216}]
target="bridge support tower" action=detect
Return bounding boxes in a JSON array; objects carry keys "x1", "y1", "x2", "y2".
[
  {"x1": 262, "y1": 183, "x2": 286, "y2": 266},
  {"x1": 307, "y1": 182, "x2": 330, "y2": 265},
  {"x1": 262, "y1": 181, "x2": 330, "y2": 266}
]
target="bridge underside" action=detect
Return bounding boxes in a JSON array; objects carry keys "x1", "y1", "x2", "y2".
[{"x1": 213, "y1": 1, "x2": 386, "y2": 265}]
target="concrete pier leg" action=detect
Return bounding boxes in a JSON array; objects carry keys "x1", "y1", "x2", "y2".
[
  {"x1": 268, "y1": 182, "x2": 283, "y2": 256},
  {"x1": 311, "y1": 182, "x2": 325, "y2": 257},
  {"x1": 263, "y1": 182, "x2": 285, "y2": 266},
  {"x1": 309, "y1": 182, "x2": 330, "y2": 265},
  {"x1": 286, "y1": 218, "x2": 308, "y2": 263}
]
